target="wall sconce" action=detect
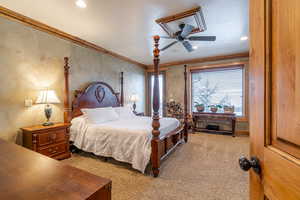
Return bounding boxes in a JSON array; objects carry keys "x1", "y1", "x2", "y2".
[{"x1": 24, "y1": 99, "x2": 33, "y2": 107}]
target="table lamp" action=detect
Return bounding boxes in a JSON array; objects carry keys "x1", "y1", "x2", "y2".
[
  {"x1": 130, "y1": 94, "x2": 139, "y2": 114},
  {"x1": 36, "y1": 90, "x2": 60, "y2": 126}
]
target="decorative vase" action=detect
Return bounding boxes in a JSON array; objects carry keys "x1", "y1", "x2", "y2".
[
  {"x1": 210, "y1": 106, "x2": 218, "y2": 113},
  {"x1": 224, "y1": 106, "x2": 235, "y2": 113},
  {"x1": 196, "y1": 105, "x2": 205, "y2": 112}
]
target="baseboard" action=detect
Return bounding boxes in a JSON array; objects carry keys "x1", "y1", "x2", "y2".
[{"x1": 235, "y1": 130, "x2": 249, "y2": 136}]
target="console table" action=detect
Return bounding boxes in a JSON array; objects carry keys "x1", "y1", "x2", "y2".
[{"x1": 193, "y1": 112, "x2": 236, "y2": 137}]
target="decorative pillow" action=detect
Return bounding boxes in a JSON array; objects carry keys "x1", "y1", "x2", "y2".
[
  {"x1": 114, "y1": 106, "x2": 136, "y2": 118},
  {"x1": 81, "y1": 107, "x2": 119, "y2": 124}
]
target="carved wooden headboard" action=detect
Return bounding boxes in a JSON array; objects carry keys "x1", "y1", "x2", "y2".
[
  {"x1": 72, "y1": 82, "x2": 123, "y2": 118},
  {"x1": 63, "y1": 58, "x2": 124, "y2": 121}
]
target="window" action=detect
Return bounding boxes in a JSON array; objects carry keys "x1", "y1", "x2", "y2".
[
  {"x1": 191, "y1": 66, "x2": 245, "y2": 116},
  {"x1": 149, "y1": 73, "x2": 165, "y2": 117}
]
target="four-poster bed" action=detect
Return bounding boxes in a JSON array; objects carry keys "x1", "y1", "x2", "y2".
[{"x1": 63, "y1": 35, "x2": 189, "y2": 177}]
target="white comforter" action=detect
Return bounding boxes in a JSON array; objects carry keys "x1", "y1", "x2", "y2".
[{"x1": 70, "y1": 116, "x2": 180, "y2": 173}]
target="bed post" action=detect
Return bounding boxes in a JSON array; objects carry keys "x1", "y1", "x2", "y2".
[
  {"x1": 151, "y1": 35, "x2": 161, "y2": 177},
  {"x1": 64, "y1": 57, "x2": 71, "y2": 123},
  {"x1": 120, "y1": 72, "x2": 124, "y2": 106},
  {"x1": 184, "y1": 65, "x2": 189, "y2": 142}
]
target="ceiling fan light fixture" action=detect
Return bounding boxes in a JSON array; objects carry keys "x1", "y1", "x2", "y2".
[
  {"x1": 240, "y1": 36, "x2": 248, "y2": 41},
  {"x1": 192, "y1": 46, "x2": 198, "y2": 50},
  {"x1": 76, "y1": 0, "x2": 87, "y2": 8}
]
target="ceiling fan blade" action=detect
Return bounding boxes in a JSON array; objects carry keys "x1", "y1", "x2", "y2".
[
  {"x1": 160, "y1": 41, "x2": 178, "y2": 51},
  {"x1": 181, "y1": 24, "x2": 194, "y2": 38},
  {"x1": 182, "y1": 41, "x2": 194, "y2": 52},
  {"x1": 188, "y1": 36, "x2": 217, "y2": 41},
  {"x1": 160, "y1": 36, "x2": 176, "y2": 39}
]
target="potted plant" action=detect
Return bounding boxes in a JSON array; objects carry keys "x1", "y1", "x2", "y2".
[
  {"x1": 166, "y1": 100, "x2": 183, "y2": 119},
  {"x1": 209, "y1": 104, "x2": 222, "y2": 113},
  {"x1": 224, "y1": 105, "x2": 235, "y2": 113},
  {"x1": 194, "y1": 102, "x2": 205, "y2": 112}
]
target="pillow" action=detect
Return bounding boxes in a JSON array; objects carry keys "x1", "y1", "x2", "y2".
[
  {"x1": 114, "y1": 106, "x2": 136, "y2": 118},
  {"x1": 81, "y1": 107, "x2": 119, "y2": 124}
]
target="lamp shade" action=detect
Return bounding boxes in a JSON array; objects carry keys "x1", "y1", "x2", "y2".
[
  {"x1": 36, "y1": 90, "x2": 60, "y2": 104},
  {"x1": 130, "y1": 94, "x2": 139, "y2": 102}
]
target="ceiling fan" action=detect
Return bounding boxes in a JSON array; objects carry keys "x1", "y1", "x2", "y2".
[{"x1": 160, "y1": 23, "x2": 216, "y2": 52}]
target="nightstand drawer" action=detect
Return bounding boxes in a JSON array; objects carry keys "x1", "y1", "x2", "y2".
[
  {"x1": 38, "y1": 129, "x2": 66, "y2": 147},
  {"x1": 22, "y1": 123, "x2": 71, "y2": 160},
  {"x1": 38, "y1": 143, "x2": 67, "y2": 157}
]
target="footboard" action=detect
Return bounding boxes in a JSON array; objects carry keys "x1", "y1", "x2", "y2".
[
  {"x1": 159, "y1": 125, "x2": 185, "y2": 160},
  {"x1": 151, "y1": 125, "x2": 187, "y2": 177}
]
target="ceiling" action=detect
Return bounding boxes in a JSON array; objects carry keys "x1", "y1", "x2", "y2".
[{"x1": 0, "y1": 0, "x2": 249, "y2": 66}]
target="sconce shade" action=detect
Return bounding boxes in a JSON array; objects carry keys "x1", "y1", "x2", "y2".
[
  {"x1": 130, "y1": 94, "x2": 139, "y2": 102},
  {"x1": 36, "y1": 90, "x2": 60, "y2": 104}
]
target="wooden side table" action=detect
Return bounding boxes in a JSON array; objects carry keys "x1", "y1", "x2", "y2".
[
  {"x1": 21, "y1": 123, "x2": 71, "y2": 160},
  {"x1": 135, "y1": 112, "x2": 145, "y2": 116},
  {"x1": 192, "y1": 112, "x2": 236, "y2": 137}
]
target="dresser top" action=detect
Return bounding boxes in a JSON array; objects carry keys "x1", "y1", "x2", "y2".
[
  {"x1": 193, "y1": 112, "x2": 236, "y2": 117},
  {"x1": 21, "y1": 122, "x2": 71, "y2": 132},
  {"x1": 0, "y1": 139, "x2": 111, "y2": 200}
]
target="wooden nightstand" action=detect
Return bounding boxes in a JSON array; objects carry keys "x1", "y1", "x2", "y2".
[
  {"x1": 21, "y1": 123, "x2": 71, "y2": 160},
  {"x1": 135, "y1": 112, "x2": 145, "y2": 116}
]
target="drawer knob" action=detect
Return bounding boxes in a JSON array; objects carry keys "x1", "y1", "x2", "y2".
[{"x1": 51, "y1": 134, "x2": 57, "y2": 140}]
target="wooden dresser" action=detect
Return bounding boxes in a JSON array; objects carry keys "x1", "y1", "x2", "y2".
[
  {"x1": 22, "y1": 123, "x2": 71, "y2": 160},
  {"x1": 0, "y1": 139, "x2": 111, "y2": 200}
]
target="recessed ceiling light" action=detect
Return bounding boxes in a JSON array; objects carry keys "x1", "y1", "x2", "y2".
[
  {"x1": 240, "y1": 36, "x2": 248, "y2": 41},
  {"x1": 76, "y1": 0, "x2": 87, "y2": 8},
  {"x1": 192, "y1": 46, "x2": 198, "y2": 50}
]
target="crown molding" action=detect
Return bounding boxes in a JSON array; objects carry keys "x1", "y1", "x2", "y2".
[
  {"x1": 0, "y1": 6, "x2": 147, "y2": 69},
  {"x1": 147, "y1": 52, "x2": 249, "y2": 69}
]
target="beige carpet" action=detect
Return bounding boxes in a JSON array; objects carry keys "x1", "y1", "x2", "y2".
[{"x1": 63, "y1": 133, "x2": 249, "y2": 200}]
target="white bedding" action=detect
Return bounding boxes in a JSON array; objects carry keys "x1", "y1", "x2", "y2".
[{"x1": 70, "y1": 116, "x2": 180, "y2": 173}]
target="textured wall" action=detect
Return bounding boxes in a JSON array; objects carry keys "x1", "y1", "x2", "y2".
[
  {"x1": 165, "y1": 58, "x2": 249, "y2": 132},
  {"x1": 0, "y1": 16, "x2": 145, "y2": 143}
]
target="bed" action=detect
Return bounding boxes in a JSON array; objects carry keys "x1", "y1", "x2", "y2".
[
  {"x1": 70, "y1": 115, "x2": 180, "y2": 173},
  {"x1": 63, "y1": 36, "x2": 189, "y2": 177}
]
